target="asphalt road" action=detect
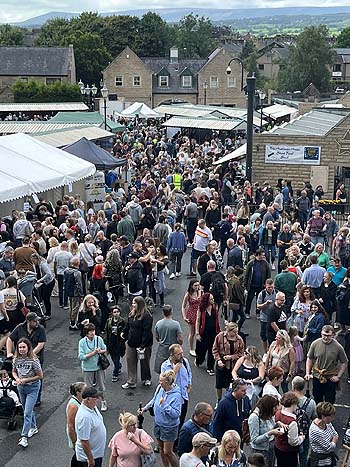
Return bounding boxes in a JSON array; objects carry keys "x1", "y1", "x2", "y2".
[{"x1": 1, "y1": 251, "x2": 350, "y2": 466}]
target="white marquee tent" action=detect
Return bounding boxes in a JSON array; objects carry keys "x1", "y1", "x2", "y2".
[
  {"x1": 120, "y1": 102, "x2": 162, "y2": 118},
  {"x1": 0, "y1": 133, "x2": 96, "y2": 203}
]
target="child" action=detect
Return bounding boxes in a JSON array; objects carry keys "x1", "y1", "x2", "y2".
[
  {"x1": 288, "y1": 326, "x2": 304, "y2": 375},
  {"x1": 0, "y1": 369, "x2": 20, "y2": 406},
  {"x1": 104, "y1": 305, "x2": 125, "y2": 382}
]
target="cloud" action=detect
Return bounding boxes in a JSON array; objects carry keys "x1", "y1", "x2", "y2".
[{"x1": 1, "y1": 1, "x2": 350, "y2": 23}]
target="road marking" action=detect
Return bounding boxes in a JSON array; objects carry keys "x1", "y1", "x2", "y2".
[{"x1": 335, "y1": 404, "x2": 350, "y2": 409}]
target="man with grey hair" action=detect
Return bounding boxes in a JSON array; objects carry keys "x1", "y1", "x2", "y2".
[
  {"x1": 0, "y1": 246, "x2": 14, "y2": 277},
  {"x1": 54, "y1": 241, "x2": 72, "y2": 309},
  {"x1": 200, "y1": 260, "x2": 227, "y2": 311},
  {"x1": 177, "y1": 402, "x2": 214, "y2": 457}
]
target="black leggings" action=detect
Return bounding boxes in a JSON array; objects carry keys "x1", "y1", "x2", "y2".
[
  {"x1": 195, "y1": 331, "x2": 216, "y2": 371},
  {"x1": 41, "y1": 280, "x2": 55, "y2": 316}
]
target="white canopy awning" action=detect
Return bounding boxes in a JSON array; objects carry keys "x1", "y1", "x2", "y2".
[
  {"x1": 34, "y1": 126, "x2": 114, "y2": 148},
  {"x1": 213, "y1": 143, "x2": 247, "y2": 165},
  {"x1": 162, "y1": 117, "x2": 241, "y2": 131},
  {"x1": 121, "y1": 102, "x2": 162, "y2": 118},
  {"x1": 262, "y1": 104, "x2": 298, "y2": 120},
  {"x1": 0, "y1": 133, "x2": 96, "y2": 203}
]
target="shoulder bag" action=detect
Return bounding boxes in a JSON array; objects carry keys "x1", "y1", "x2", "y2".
[
  {"x1": 137, "y1": 430, "x2": 156, "y2": 467},
  {"x1": 97, "y1": 337, "x2": 110, "y2": 371}
]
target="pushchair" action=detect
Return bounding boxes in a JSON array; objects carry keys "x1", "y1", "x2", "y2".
[
  {"x1": 0, "y1": 358, "x2": 22, "y2": 430},
  {"x1": 17, "y1": 272, "x2": 46, "y2": 327}
]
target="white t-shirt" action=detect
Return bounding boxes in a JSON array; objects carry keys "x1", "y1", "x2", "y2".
[
  {"x1": 180, "y1": 453, "x2": 205, "y2": 467},
  {"x1": 0, "y1": 291, "x2": 4, "y2": 320},
  {"x1": 262, "y1": 382, "x2": 281, "y2": 401}
]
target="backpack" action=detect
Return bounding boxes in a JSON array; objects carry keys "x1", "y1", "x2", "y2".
[
  {"x1": 209, "y1": 272, "x2": 226, "y2": 299},
  {"x1": 218, "y1": 221, "x2": 231, "y2": 239},
  {"x1": 142, "y1": 208, "x2": 156, "y2": 229},
  {"x1": 296, "y1": 397, "x2": 312, "y2": 434}
]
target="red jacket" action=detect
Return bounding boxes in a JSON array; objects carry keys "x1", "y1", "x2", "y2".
[{"x1": 199, "y1": 305, "x2": 220, "y2": 336}]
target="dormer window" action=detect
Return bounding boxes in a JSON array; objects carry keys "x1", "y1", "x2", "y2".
[
  {"x1": 182, "y1": 75, "x2": 192, "y2": 87},
  {"x1": 159, "y1": 76, "x2": 169, "y2": 87}
]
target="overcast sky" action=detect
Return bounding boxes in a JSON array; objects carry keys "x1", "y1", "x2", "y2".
[{"x1": 0, "y1": 0, "x2": 347, "y2": 23}]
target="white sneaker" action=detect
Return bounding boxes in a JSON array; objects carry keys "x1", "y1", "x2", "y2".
[
  {"x1": 189, "y1": 350, "x2": 196, "y2": 357},
  {"x1": 175, "y1": 272, "x2": 181, "y2": 277},
  {"x1": 28, "y1": 427, "x2": 38, "y2": 438},
  {"x1": 18, "y1": 437, "x2": 28, "y2": 448},
  {"x1": 122, "y1": 382, "x2": 136, "y2": 389},
  {"x1": 169, "y1": 273, "x2": 175, "y2": 279},
  {"x1": 271, "y1": 264, "x2": 276, "y2": 270},
  {"x1": 144, "y1": 380, "x2": 152, "y2": 386},
  {"x1": 100, "y1": 400, "x2": 107, "y2": 412}
]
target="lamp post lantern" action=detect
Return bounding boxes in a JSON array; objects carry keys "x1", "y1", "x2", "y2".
[
  {"x1": 100, "y1": 83, "x2": 109, "y2": 130},
  {"x1": 258, "y1": 90, "x2": 266, "y2": 132},
  {"x1": 203, "y1": 80, "x2": 208, "y2": 105},
  {"x1": 78, "y1": 80, "x2": 97, "y2": 111}
]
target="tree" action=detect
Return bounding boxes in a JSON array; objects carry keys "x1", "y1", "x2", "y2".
[
  {"x1": 68, "y1": 31, "x2": 111, "y2": 85},
  {"x1": 277, "y1": 25, "x2": 336, "y2": 93},
  {"x1": 0, "y1": 24, "x2": 24, "y2": 45},
  {"x1": 99, "y1": 15, "x2": 140, "y2": 58},
  {"x1": 336, "y1": 27, "x2": 350, "y2": 48},
  {"x1": 135, "y1": 12, "x2": 172, "y2": 56},
  {"x1": 35, "y1": 17, "x2": 72, "y2": 46},
  {"x1": 240, "y1": 39, "x2": 259, "y2": 77},
  {"x1": 175, "y1": 14, "x2": 215, "y2": 58},
  {"x1": 12, "y1": 80, "x2": 81, "y2": 102}
]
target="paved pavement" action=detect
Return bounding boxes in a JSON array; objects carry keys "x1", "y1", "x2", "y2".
[{"x1": 1, "y1": 251, "x2": 350, "y2": 466}]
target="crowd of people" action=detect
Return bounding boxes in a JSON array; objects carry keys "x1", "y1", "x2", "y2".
[{"x1": 0, "y1": 125, "x2": 349, "y2": 467}]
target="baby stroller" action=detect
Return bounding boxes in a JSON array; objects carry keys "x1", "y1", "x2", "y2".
[
  {"x1": 17, "y1": 272, "x2": 46, "y2": 327},
  {"x1": 0, "y1": 358, "x2": 22, "y2": 430}
]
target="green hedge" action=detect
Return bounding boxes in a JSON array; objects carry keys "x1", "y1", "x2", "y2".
[{"x1": 12, "y1": 80, "x2": 82, "y2": 103}]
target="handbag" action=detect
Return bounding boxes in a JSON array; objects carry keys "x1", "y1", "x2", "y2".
[
  {"x1": 98, "y1": 352, "x2": 110, "y2": 371},
  {"x1": 229, "y1": 303, "x2": 241, "y2": 311},
  {"x1": 79, "y1": 254, "x2": 89, "y2": 273},
  {"x1": 241, "y1": 418, "x2": 250, "y2": 444},
  {"x1": 97, "y1": 337, "x2": 110, "y2": 370},
  {"x1": 138, "y1": 430, "x2": 156, "y2": 467},
  {"x1": 16, "y1": 291, "x2": 28, "y2": 319},
  {"x1": 148, "y1": 385, "x2": 161, "y2": 417}
]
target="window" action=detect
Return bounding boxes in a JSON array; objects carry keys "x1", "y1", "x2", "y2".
[
  {"x1": 46, "y1": 78, "x2": 61, "y2": 85},
  {"x1": 227, "y1": 76, "x2": 236, "y2": 88},
  {"x1": 115, "y1": 76, "x2": 123, "y2": 86},
  {"x1": 210, "y1": 76, "x2": 218, "y2": 88},
  {"x1": 258, "y1": 64, "x2": 265, "y2": 70},
  {"x1": 182, "y1": 75, "x2": 192, "y2": 87},
  {"x1": 20, "y1": 77, "x2": 28, "y2": 83},
  {"x1": 133, "y1": 76, "x2": 141, "y2": 87},
  {"x1": 159, "y1": 76, "x2": 169, "y2": 87},
  {"x1": 333, "y1": 64, "x2": 341, "y2": 72}
]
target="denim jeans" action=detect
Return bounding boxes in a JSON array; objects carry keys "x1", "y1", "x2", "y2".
[
  {"x1": 264, "y1": 244, "x2": 276, "y2": 264},
  {"x1": 57, "y1": 274, "x2": 67, "y2": 307},
  {"x1": 18, "y1": 380, "x2": 40, "y2": 437},
  {"x1": 169, "y1": 251, "x2": 183, "y2": 274},
  {"x1": 110, "y1": 353, "x2": 122, "y2": 377}
]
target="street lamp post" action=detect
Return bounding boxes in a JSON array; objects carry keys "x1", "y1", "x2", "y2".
[
  {"x1": 226, "y1": 58, "x2": 255, "y2": 183},
  {"x1": 203, "y1": 81, "x2": 208, "y2": 105},
  {"x1": 78, "y1": 80, "x2": 97, "y2": 111},
  {"x1": 258, "y1": 90, "x2": 266, "y2": 132},
  {"x1": 100, "y1": 83, "x2": 109, "y2": 130}
]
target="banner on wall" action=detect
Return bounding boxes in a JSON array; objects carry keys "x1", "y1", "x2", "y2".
[{"x1": 265, "y1": 145, "x2": 321, "y2": 165}]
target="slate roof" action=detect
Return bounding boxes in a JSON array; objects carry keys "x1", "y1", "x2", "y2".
[{"x1": 0, "y1": 46, "x2": 71, "y2": 76}]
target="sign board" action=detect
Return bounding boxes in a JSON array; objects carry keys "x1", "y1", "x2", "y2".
[
  {"x1": 85, "y1": 170, "x2": 106, "y2": 211},
  {"x1": 265, "y1": 145, "x2": 321, "y2": 165},
  {"x1": 310, "y1": 166, "x2": 329, "y2": 192}
]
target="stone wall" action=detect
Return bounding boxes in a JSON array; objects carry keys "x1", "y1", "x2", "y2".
[{"x1": 103, "y1": 47, "x2": 153, "y2": 105}]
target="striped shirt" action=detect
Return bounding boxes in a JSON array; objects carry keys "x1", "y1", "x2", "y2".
[
  {"x1": 194, "y1": 226, "x2": 212, "y2": 252},
  {"x1": 13, "y1": 356, "x2": 42, "y2": 380},
  {"x1": 309, "y1": 421, "x2": 337, "y2": 466}
]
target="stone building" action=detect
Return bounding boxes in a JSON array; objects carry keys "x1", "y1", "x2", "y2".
[
  {"x1": 102, "y1": 44, "x2": 246, "y2": 108},
  {"x1": 0, "y1": 45, "x2": 76, "y2": 103},
  {"x1": 252, "y1": 108, "x2": 350, "y2": 197}
]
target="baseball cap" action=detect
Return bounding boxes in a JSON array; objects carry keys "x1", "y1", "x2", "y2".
[
  {"x1": 192, "y1": 432, "x2": 217, "y2": 447},
  {"x1": 26, "y1": 312, "x2": 40, "y2": 322},
  {"x1": 128, "y1": 252, "x2": 139, "y2": 259},
  {"x1": 81, "y1": 387, "x2": 102, "y2": 399},
  {"x1": 119, "y1": 235, "x2": 128, "y2": 242}
]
